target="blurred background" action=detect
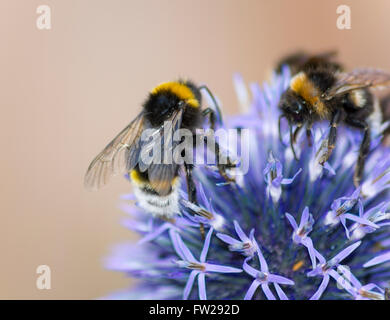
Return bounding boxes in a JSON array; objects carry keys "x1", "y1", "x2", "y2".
[{"x1": 1, "y1": 0, "x2": 390, "y2": 299}]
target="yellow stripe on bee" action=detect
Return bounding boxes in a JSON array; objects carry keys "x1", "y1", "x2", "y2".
[
  {"x1": 290, "y1": 72, "x2": 329, "y2": 118},
  {"x1": 151, "y1": 81, "x2": 200, "y2": 108},
  {"x1": 130, "y1": 169, "x2": 147, "y2": 186},
  {"x1": 130, "y1": 169, "x2": 180, "y2": 187}
]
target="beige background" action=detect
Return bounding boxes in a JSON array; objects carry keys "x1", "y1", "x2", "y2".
[{"x1": 1, "y1": 0, "x2": 390, "y2": 299}]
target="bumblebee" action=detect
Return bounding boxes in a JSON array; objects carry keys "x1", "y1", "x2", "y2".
[
  {"x1": 275, "y1": 50, "x2": 343, "y2": 75},
  {"x1": 85, "y1": 80, "x2": 230, "y2": 219},
  {"x1": 277, "y1": 51, "x2": 390, "y2": 186}
]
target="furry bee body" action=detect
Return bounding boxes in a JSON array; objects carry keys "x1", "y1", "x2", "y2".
[
  {"x1": 277, "y1": 51, "x2": 390, "y2": 186},
  {"x1": 130, "y1": 80, "x2": 203, "y2": 217},
  {"x1": 85, "y1": 78, "x2": 231, "y2": 223},
  {"x1": 286, "y1": 69, "x2": 375, "y2": 123},
  {"x1": 143, "y1": 80, "x2": 203, "y2": 128},
  {"x1": 129, "y1": 168, "x2": 182, "y2": 218},
  {"x1": 85, "y1": 79, "x2": 211, "y2": 219}
]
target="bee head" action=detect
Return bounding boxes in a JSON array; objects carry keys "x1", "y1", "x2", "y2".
[{"x1": 278, "y1": 89, "x2": 309, "y2": 124}]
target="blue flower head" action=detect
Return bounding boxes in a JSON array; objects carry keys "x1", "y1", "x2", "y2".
[{"x1": 106, "y1": 67, "x2": 390, "y2": 300}]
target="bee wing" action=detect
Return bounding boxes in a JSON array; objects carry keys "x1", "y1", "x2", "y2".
[
  {"x1": 323, "y1": 68, "x2": 390, "y2": 100},
  {"x1": 138, "y1": 108, "x2": 184, "y2": 195},
  {"x1": 148, "y1": 163, "x2": 179, "y2": 196},
  {"x1": 84, "y1": 112, "x2": 145, "y2": 190}
]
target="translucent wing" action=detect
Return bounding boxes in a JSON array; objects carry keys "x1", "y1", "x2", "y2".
[
  {"x1": 138, "y1": 108, "x2": 184, "y2": 195},
  {"x1": 84, "y1": 112, "x2": 144, "y2": 190},
  {"x1": 323, "y1": 68, "x2": 390, "y2": 100},
  {"x1": 147, "y1": 163, "x2": 179, "y2": 196}
]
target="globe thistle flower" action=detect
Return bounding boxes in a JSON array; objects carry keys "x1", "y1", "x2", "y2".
[{"x1": 105, "y1": 67, "x2": 390, "y2": 300}]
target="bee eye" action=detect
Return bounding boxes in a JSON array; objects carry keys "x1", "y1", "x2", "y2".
[{"x1": 293, "y1": 102, "x2": 302, "y2": 114}]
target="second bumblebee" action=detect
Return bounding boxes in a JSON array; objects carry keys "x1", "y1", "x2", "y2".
[{"x1": 277, "y1": 51, "x2": 390, "y2": 186}]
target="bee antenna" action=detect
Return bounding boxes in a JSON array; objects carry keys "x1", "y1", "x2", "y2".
[
  {"x1": 293, "y1": 124, "x2": 303, "y2": 143},
  {"x1": 199, "y1": 85, "x2": 223, "y2": 125},
  {"x1": 289, "y1": 121, "x2": 299, "y2": 161}
]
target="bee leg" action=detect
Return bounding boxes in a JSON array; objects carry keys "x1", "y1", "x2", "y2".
[
  {"x1": 199, "y1": 85, "x2": 223, "y2": 126},
  {"x1": 184, "y1": 163, "x2": 197, "y2": 204},
  {"x1": 201, "y1": 108, "x2": 236, "y2": 183},
  {"x1": 345, "y1": 119, "x2": 371, "y2": 187},
  {"x1": 292, "y1": 123, "x2": 303, "y2": 143},
  {"x1": 355, "y1": 127, "x2": 370, "y2": 187},
  {"x1": 203, "y1": 135, "x2": 236, "y2": 183},
  {"x1": 306, "y1": 123, "x2": 313, "y2": 147},
  {"x1": 289, "y1": 122, "x2": 299, "y2": 160},
  {"x1": 202, "y1": 107, "x2": 216, "y2": 130},
  {"x1": 214, "y1": 138, "x2": 236, "y2": 183},
  {"x1": 319, "y1": 110, "x2": 342, "y2": 165},
  {"x1": 184, "y1": 162, "x2": 205, "y2": 239}
]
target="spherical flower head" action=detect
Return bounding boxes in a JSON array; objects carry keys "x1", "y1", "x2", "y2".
[{"x1": 105, "y1": 67, "x2": 390, "y2": 300}]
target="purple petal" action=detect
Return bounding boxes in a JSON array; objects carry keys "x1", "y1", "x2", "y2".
[
  {"x1": 261, "y1": 283, "x2": 276, "y2": 300},
  {"x1": 274, "y1": 283, "x2": 289, "y2": 300},
  {"x1": 198, "y1": 272, "x2": 207, "y2": 300},
  {"x1": 378, "y1": 222, "x2": 390, "y2": 227},
  {"x1": 340, "y1": 215, "x2": 350, "y2": 239},
  {"x1": 200, "y1": 228, "x2": 213, "y2": 263},
  {"x1": 120, "y1": 193, "x2": 136, "y2": 201},
  {"x1": 138, "y1": 223, "x2": 173, "y2": 244},
  {"x1": 328, "y1": 269, "x2": 355, "y2": 296},
  {"x1": 271, "y1": 176, "x2": 283, "y2": 187},
  {"x1": 310, "y1": 274, "x2": 330, "y2": 300},
  {"x1": 197, "y1": 183, "x2": 212, "y2": 212},
  {"x1": 337, "y1": 265, "x2": 361, "y2": 289},
  {"x1": 285, "y1": 213, "x2": 298, "y2": 230},
  {"x1": 263, "y1": 163, "x2": 272, "y2": 176},
  {"x1": 351, "y1": 187, "x2": 362, "y2": 199},
  {"x1": 205, "y1": 263, "x2": 242, "y2": 273},
  {"x1": 358, "y1": 200, "x2": 364, "y2": 217},
  {"x1": 301, "y1": 237, "x2": 317, "y2": 269},
  {"x1": 324, "y1": 162, "x2": 336, "y2": 175},
  {"x1": 307, "y1": 266, "x2": 321, "y2": 277},
  {"x1": 332, "y1": 241, "x2": 361, "y2": 263},
  {"x1": 174, "y1": 232, "x2": 197, "y2": 262},
  {"x1": 314, "y1": 250, "x2": 326, "y2": 265},
  {"x1": 216, "y1": 233, "x2": 241, "y2": 246},
  {"x1": 176, "y1": 216, "x2": 200, "y2": 228},
  {"x1": 255, "y1": 241, "x2": 269, "y2": 272},
  {"x1": 121, "y1": 218, "x2": 151, "y2": 233},
  {"x1": 243, "y1": 257, "x2": 259, "y2": 278},
  {"x1": 281, "y1": 168, "x2": 302, "y2": 185},
  {"x1": 344, "y1": 214, "x2": 379, "y2": 229},
  {"x1": 169, "y1": 229, "x2": 185, "y2": 260},
  {"x1": 363, "y1": 202, "x2": 387, "y2": 218},
  {"x1": 233, "y1": 220, "x2": 249, "y2": 242},
  {"x1": 244, "y1": 280, "x2": 260, "y2": 300},
  {"x1": 183, "y1": 270, "x2": 199, "y2": 300},
  {"x1": 363, "y1": 251, "x2": 390, "y2": 267},
  {"x1": 361, "y1": 283, "x2": 384, "y2": 293},
  {"x1": 275, "y1": 161, "x2": 283, "y2": 177},
  {"x1": 268, "y1": 274, "x2": 294, "y2": 285},
  {"x1": 299, "y1": 207, "x2": 310, "y2": 228}
]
